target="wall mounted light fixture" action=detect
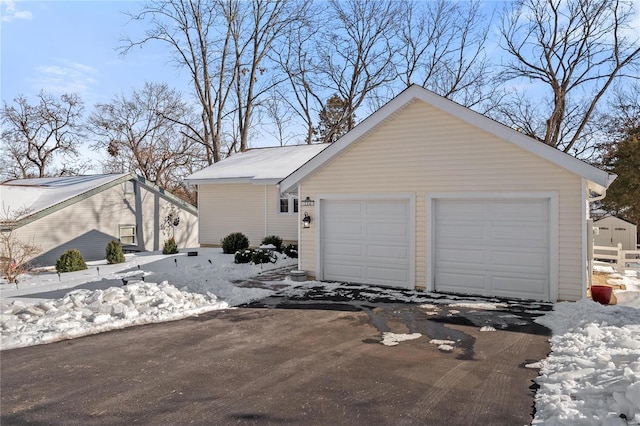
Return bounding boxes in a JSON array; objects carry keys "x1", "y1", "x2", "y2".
[{"x1": 302, "y1": 212, "x2": 311, "y2": 228}]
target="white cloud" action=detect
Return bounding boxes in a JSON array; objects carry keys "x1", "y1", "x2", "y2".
[
  {"x1": 1, "y1": 0, "x2": 33, "y2": 22},
  {"x1": 30, "y1": 61, "x2": 99, "y2": 96}
]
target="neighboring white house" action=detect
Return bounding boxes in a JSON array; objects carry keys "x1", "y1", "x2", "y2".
[
  {"x1": 184, "y1": 144, "x2": 329, "y2": 247},
  {"x1": 278, "y1": 85, "x2": 615, "y2": 302},
  {"x1": 0, "y1": 174, "x2": 198, "y2": 266},
  {"x1": 593, "y1": 216, "x2": 638, "y2": 250}
]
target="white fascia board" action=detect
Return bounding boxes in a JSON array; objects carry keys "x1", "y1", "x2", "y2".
[
  {"x1": 184, "y1": 177, "x2": 280, "y2": 186},
  {"x1": 280, "y1": 84, "x2": 614, "y2": 192}
]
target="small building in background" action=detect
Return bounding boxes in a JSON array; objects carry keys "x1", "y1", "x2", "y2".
[
  {"x1": 0, "y1": 173, "x2": 198, "y2": 267},
  {"x1": 593, "y1": 216, "x2": 638, "y2": 250}
]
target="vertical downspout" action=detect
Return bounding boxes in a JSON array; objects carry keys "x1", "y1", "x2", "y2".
[
  {"x1": 265, "y1": 185, "x2": 268, "y2": 239},
  {"x1": 297, "y1": 184, "x2": 302, "y2": 271}
]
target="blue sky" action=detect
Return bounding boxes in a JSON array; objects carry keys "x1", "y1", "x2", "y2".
[{"x1": 1, "y1": 0, "x2": 191, "y2": 106}]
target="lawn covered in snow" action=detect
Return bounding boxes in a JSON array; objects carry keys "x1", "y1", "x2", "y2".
[
  {"x1": 0, "y1": 248, "x2": 295, "y2": 349},
  {"x1": 1, "y1": 250, "x2": 639, "y2": 425}
]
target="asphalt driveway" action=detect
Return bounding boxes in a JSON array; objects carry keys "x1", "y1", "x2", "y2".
[{"x1": 1, "y1": 286, "x2": 551, "y2": 426}]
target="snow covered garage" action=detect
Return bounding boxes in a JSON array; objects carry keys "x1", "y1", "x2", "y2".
[{"x1": 279, "y1": 85, "x2": 615, "y2": 302}]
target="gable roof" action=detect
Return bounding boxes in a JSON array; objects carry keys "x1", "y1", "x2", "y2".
[
  {"x1": 279, "y1": 84, "x2": 615, "y2": 194},
  {"x1": 184, "y1": 144, "x2": 329, "y2": 185},
  {"x1": 1, "y1": 173, "x2": 196, "y2": 227}
]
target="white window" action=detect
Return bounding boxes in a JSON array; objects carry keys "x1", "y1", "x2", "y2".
[
  {"x1": 119, "y1": 225, "x2": 137, "y2": 245},
  {"x1": 279, "y1": 195, "x2": 298, "y2": 214}
]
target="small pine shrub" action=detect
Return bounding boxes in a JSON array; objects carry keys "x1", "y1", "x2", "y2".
[
  {"x1": 106, "y1": 240, "x2": 125, "y2": 264},
  {"x1": 283, "y1": 243, "x2": 298, "y2": 258},
  {"x1": 251, "y1": 248, "x2": 276, "y2": 265},
  {"x1": 234, "y1": 249, "x2": 254, "y2": 264},
  {"x1": 221, "y1": 232, "x2": 249, "y2": 254},
  {"x1": 261, "y1": 235, "x2": 283, "y2": 252},
  {"x1": 56, "y1": 249, "x2": 87, "y2": 273},
  {"x1": 162, "y1": 237, "x2": 179, "y2": 255}
]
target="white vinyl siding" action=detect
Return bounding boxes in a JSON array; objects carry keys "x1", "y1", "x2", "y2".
[
  {"x1": 299, "y1": 100, "x2": 584, "y2": 301},
  {"x1": 197, "y1": 184, "x2": 299, "y2": 247}
]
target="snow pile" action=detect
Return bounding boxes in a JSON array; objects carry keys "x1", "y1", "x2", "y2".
[
  {"x1": 430, "y1": 339, "x2": 456, "y2": 352},
  {"x1": 533, "y1": 270, "x2": 640, "y2": 426},
  {"x1": 1, "y1": 248, "x2": 296, "y2": 350},
  {"x1": 380, "y1": 332, "x2": 421, "y2": 346},
  {"x1": 2, "y1": 281, "x2": 226, "y2": 349}
]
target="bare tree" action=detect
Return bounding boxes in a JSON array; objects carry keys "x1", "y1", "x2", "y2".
[
  {"x1": 121, "y1": 0, "x2": 232, "y2": 164},
  {"x1": 270, "y1": 8, "x2": 324, "y2": 144},
  {"x1": 498, "y1": 0, "x2": 640, "y2": 155},
  {"x1": 395, "y1": 0, "x2": 495, "y2": 109},
  {"x1": 0, "y1": 207, "x2": 41, "y2": 285},
  {"x1": 314, "y1": 0, "x2": 402, "y2": 132},
  {"x1": 1, "y1": 92, "x2": 90, "y2": 180},
  {"x1": 88, "y1": 82, "x2": 205, "y2": 198},
  {"x1": 228, "y1": 0, "x2": 310, "y2": 153}
]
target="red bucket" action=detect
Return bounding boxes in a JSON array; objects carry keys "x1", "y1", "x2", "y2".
[{"x1": 590, "y1": 285, "x2": 613, "y2": 305}]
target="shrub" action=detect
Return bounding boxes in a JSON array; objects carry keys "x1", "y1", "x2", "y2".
[
  {"x1": 261, "y1": 235, "x2": 283, "y2": 252},
  {"x1": 251, "y1": 248, "x2": 277, "y2": 265},
  {"x1": 234, "y1": 249, "x2": 254, "y2": 264},
  {"x1": 283, "y1": 243, "x2": 298, "y2": 259},
  {"x1": 221, "y1": 232, "x2": 249, "y2": 254},
  {"x1": 162, "y1": 237, "x2": 179, "y2": 255},
  {"x1": 106, "y1": 240, "x2": 125, "y2": 264},
  {"x1": 55, "y1": 249, "x2": 87, "y2": 273}
]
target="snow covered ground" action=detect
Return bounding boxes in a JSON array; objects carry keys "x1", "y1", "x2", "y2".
[
  {"x1": 1, "y1": 250, "x2": 639, "y2": 425},
  {"x1": 532, "y1": 267, "x2": 640, "y2": 426},
  {"x1": 0, "y1": 248, "x2": 296, "y2": 349}
]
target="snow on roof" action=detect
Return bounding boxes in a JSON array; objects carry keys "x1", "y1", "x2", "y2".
[
  {"x1": 185, "y1": 144, "x2": 329, "y2": 183},
  {"x1": 0, "y1": 174, "x2": 128, "y2": 220}
]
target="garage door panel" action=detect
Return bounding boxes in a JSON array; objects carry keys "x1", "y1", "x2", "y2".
[
  {"x1": 324, "y1": 264, "x2": 363, "y2": 282},
  {"x1": 436, "y1": 200, "x2": 485, "y2": 217},
  {"x1": 322, "y1": 199, "x2": 412, "y2": 289},
  {"x1": 366, "y1": 266, "x2": 409, "y2": 283},
  {"x1": 366, "y1": 201, "x2": 409, "y2": 217},
  {"x1": 366, "y1": 222, "x2": 409, "y2": 239},
  {"x1": 435, "y1": 271, "x2": 486, "y2": 292},
  {"x1": 490, "y1": 250, "x2": 547, "y2": 270},
  {"x1": 490, "y1": 276, "x2": 548, "y2": 299},
  {"x1": 436, "y1": 248, "x2": 485, "y2": 266},
  {"x1": 435, "y1": 198, "x2": 550, "y2": 301},
  {"x1": 323, "y1": 242, "x2": 363, "y2": 257},
  {"x1": 490, "y1": 224, "x2": 547, "y2": 244},
  {"x1": 367, "y1": 244, "x2": 409, "y2": 260}
]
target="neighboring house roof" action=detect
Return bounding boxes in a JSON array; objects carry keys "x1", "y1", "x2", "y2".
[
  {"x1": 594, "y1": 216, "x2": 637, "y2": 226},
  {"x1": 0, "y1": 173, "x2": 196, "y2": 227},
  {"x1": 279, "y1": 84, "x2": 616, "y2": 194},
  {"x1": 184, "y1": 144, "x2": 330, "y2": 185}
]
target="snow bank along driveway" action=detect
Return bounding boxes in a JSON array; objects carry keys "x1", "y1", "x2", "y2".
[{"x1": 1, "y1": 250, "x2": 639, "y2": 425}]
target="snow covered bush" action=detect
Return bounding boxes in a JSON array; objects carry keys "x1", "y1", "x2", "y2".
[
  {"x1": 234, "y1": 249, "x2": 254, "y2": 264},
  {"x1": 55, "y1": 249, "x2": 87, "y2": 273},
  {"x1": 283, "y1": 243, "x2": 298, "y2": 259},
  {"x1": 221, "y1": 232, "x2": 249, "y2": 254},
  {"x1": 106, "y1": 240, "x2": 125, "y2": 264},
  {"x1": 1, "y1": 207, "x2": 41, "y2": 284},
  {"x1": 261, "y1": 235, "x2": 283, "y2": 252},
  {"x1": 251, "y1": 248, "x2": 276, "y2": 265},
  {"x1": 162, "y1": 237, "x2": 178, "y2": 255}
]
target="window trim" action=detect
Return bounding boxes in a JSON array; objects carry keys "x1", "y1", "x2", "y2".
[
  {"x1": 279, "y1": 194, "x2": 298, "y2": 215},
  {"x1": 119, "y1": 224, "x2": 137, "y2": 246}
]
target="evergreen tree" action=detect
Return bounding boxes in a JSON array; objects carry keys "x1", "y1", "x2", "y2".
[
  {"x1": 313, "y1": 95, "x2": 355, "y2": 144},
  {"x1": 602, "y1": 125, "x2": 640, "y2": 229}
]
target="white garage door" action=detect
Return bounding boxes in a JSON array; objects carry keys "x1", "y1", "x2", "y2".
[
  {"x1": 322, "y1": 199, "x2": 412, "y2": 289},
  {"x1": 434, "y1": 199, "x2": 550, "y2": 301}
]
